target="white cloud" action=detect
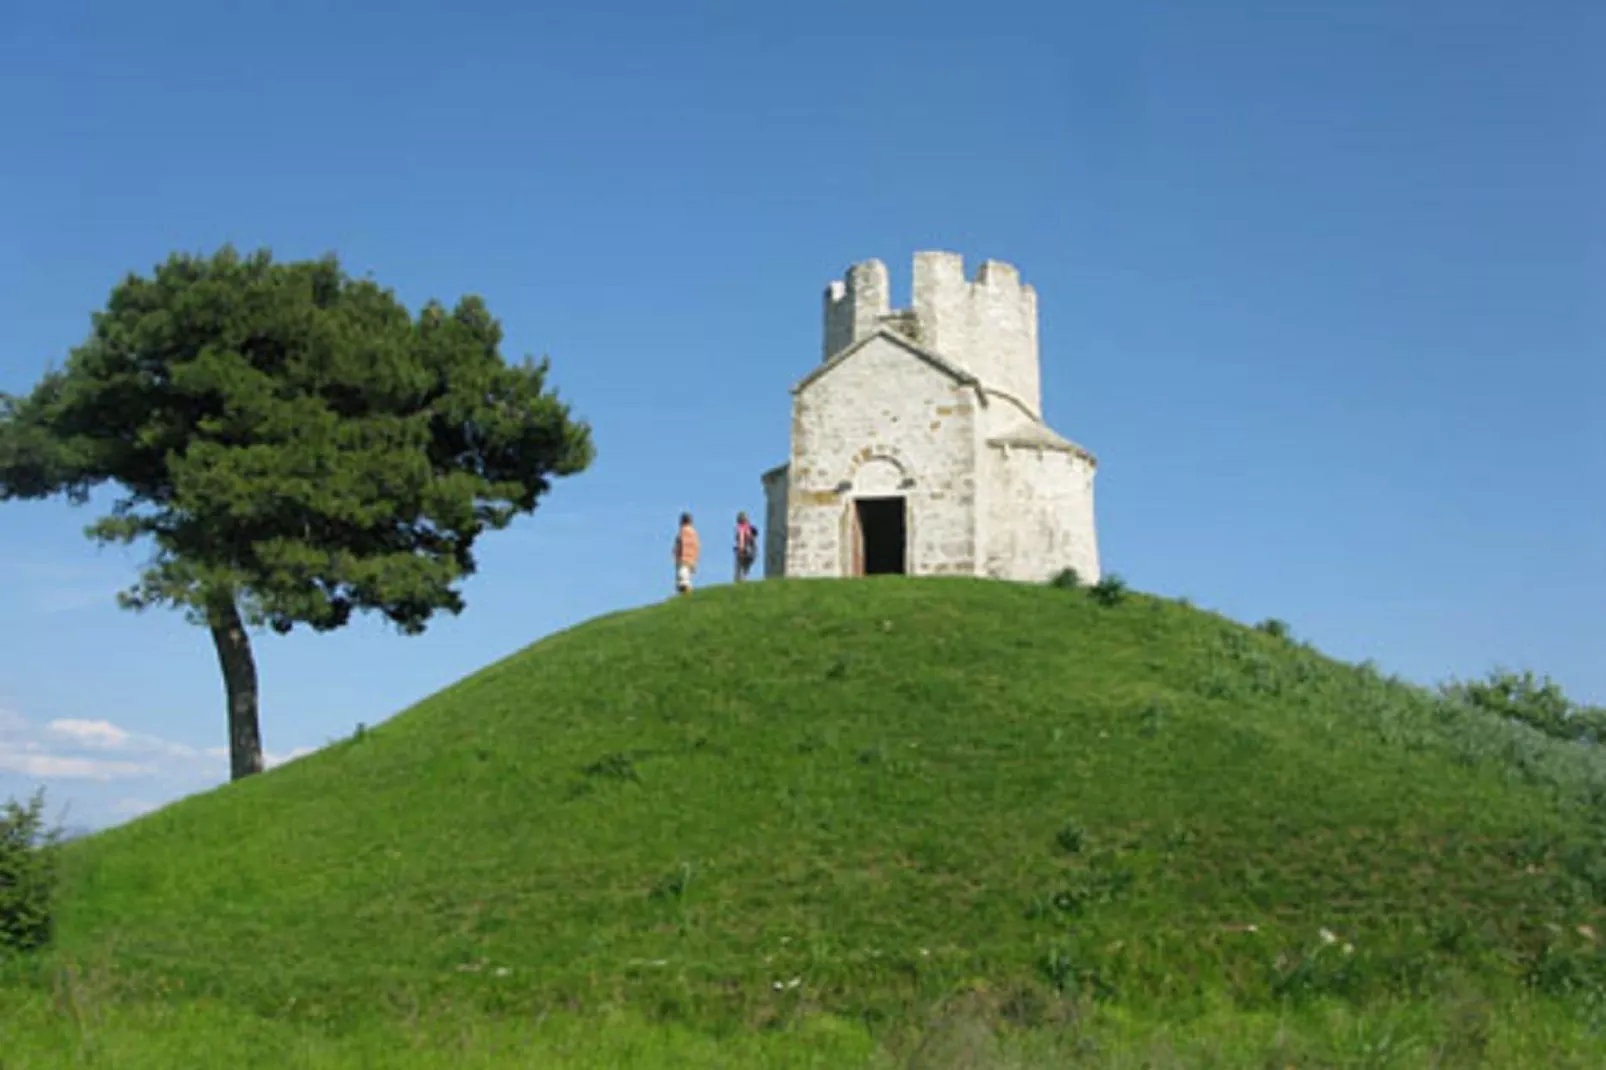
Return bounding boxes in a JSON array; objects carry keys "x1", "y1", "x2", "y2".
[
  {"x1": 46, "y1": 718, "x2": 204, "y2": 760},
  {"x1": 0, "y1": 752, "x2": 155, "y2": 780},
  {"x1": 0, "y1": 710, "x2": 215, "y2": 782},
  {"x1": 48, "y1": 719, "x2": 131, "y2": 749},
  {"x1": 0, "y1": 705, "x2": 321, "y2": 829},
  {"x1": 38, "y1": 720, "x2": 307, "y2": 768},
  {"x1": 266, "y1": 746, "x2": 316, "y2": 768}
]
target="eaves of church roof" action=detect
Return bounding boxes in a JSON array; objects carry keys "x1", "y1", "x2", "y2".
[
  {"x1": 790, "y1": 328, "x2": 985, "y2": 398},
  {"x1": 986, "y1": 419, "x2": 1098, "y2": 466}
]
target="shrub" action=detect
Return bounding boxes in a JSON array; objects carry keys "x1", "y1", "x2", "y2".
[
  {"x1": 1038, "y1": 938, "x2": 1120, "y2": 1000},
  {"x1": 1055, "y1": 820, "x2": 1088, "y2": 855},
  {"x1": 0, "y1": 790, "x2": 59, "y2": 955},
  {"x1": 1048, "y1": 567, "x2": 1081, "y2": 590},
  {"x1": 1088, "y1": 574, "x2": 1128, "y2": 607},
  {"x1": 649, "y1": 862, "x2": 696, "y2": 903},
  {"x1": 1255, "y1": 618, "x2": 1292, "y2": 641},
  {"x1": 583, "y1": 752, "x2": 641, "y2": 782},
  {"x1": 1136, "y1": 699, "x2": 1169, "y2": 737},
  {"x1": 1441, "y1": 669, "x2": 1603, "y2": 744},
  {"x1": 1050, "y1": 864, "x2": 1136, "y2": 915}
]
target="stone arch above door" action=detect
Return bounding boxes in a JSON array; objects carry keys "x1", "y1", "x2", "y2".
[{"x1": 849, "y1": 453, "x2": 912, "y2": 497}]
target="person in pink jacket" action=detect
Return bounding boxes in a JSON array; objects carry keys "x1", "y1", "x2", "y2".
[{"x1": 734, "y1": 511, "x2": 758, "y2": 583}]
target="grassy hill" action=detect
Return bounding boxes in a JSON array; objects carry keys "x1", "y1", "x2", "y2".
[{"x1": 9, "y1": 577, "x2": 1606, "y2": 1067}]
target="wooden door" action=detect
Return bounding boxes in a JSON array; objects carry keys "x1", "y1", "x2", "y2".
[{"x1": 848, "y1": 500, "x2": 864, "y2": 577}]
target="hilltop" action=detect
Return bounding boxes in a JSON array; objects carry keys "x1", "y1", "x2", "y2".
[{"x1": 10, "y1": 577, "x2": 1606, "y2": 1064}]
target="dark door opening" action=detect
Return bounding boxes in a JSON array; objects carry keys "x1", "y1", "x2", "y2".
[{"x1": 854, "y1": 496, "x2": 907, "y2": 575}]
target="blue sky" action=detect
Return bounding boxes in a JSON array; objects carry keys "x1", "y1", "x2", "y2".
[{"x1": 1, "y1": 0, "x2": 1601, "y2": 830}]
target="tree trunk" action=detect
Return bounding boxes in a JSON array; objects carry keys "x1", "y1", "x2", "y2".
[{"x1": 208, "y1": 595, "x2": 263, "y2": 781}]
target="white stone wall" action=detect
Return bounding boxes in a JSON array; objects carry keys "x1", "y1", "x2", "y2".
[
  {"x1": 981, "y1": 444, "x2": 1100, "y2": 584},
  {"x1": 911, "y1": 251, "x2": 1041, "y2": 418},
  {"x1": 822, "y1": 260, "x2": 890, "y2": 360},
  {"x1": 760, "y1": 465, "x2": 788, "y2": 578},
  {"x1": 783, "y1": 335, "x2": 983, "y2": 578},
  {"x1": 822, "y1": 253, "x2": 1039, "y2": 416}
]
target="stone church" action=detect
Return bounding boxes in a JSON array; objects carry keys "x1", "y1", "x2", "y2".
[{"x1": 760, "y1": 251, "x2": 1101, "y2": 583}]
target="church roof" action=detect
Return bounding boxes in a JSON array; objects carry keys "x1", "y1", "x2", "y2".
[
  {"x1": 986, "y1": 418, "x2": 1098, "y2": 465},
  {"x1": 790, "y1": 328, "x2": 984, "y2": 397},
  {"x1": 785, "y1": 327, "x2": 1097, "y2": 466}
]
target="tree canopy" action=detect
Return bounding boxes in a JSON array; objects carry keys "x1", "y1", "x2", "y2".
[{"x1": 0, "y1": 246, "x2": 594, "y2": 777}]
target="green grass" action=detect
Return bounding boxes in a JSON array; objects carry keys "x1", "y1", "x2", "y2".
[{"x1": 10, "y1": 576, "x2": 1606, "y2": 1065}]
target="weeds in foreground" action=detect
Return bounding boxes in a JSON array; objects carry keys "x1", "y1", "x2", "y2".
[{"x1": 4, "y1": 977, "x2": 1606, "y2": 1069}]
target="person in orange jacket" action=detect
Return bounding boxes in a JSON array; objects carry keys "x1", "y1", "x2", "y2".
[{"x1": 673, "y1": 512, "x2": 700, "y2": 595}]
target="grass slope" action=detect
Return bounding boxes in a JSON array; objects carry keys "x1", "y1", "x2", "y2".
[{"x1": 14, "y1": 578, "x2": 1606, "y2": 1055}]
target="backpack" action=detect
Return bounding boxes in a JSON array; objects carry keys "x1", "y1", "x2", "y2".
[{"x1": 739, "y1": 524, "x2": 758, "y2": 559}]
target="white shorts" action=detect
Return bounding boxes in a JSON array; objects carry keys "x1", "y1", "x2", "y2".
[{"x1": 676, "y1": 563, "x2": 694, "y2": 591}]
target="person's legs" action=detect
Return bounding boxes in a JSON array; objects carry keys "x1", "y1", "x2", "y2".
[{"x1": 676, "y1": 562, "x2": 692, "y2": 595}]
